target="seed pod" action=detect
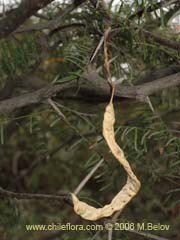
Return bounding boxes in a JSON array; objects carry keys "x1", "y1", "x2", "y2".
[{"x1": 72, "y1": 102, "x2": 141, "y2": 221}]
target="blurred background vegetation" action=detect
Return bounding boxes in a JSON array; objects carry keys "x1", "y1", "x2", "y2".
[{"x1": 0, "y1": 0, "x2": 180, "y2": 239}]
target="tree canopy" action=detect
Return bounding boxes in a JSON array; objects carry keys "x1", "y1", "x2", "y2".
[{"x1": 0, "y1": 0, "x2": 180, "y2": 239}]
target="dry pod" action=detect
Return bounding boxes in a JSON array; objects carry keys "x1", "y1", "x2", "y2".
[{"x1": 72, "y1": 101, "x2": 141, "y2": 221}]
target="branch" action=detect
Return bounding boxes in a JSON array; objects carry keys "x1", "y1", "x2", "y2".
[
  {"x1": 49, "y1": 23, "x2": 86, "y2": 36},
  {"x1": 0, "y1": 184, "x2": 169, "y2": 240},
  {"x1": 0, "y1": 74, "x2": 47, "y2": 101},
  {"x1": 108, "y1": 11, "x2": 180, "y2": 51},
  {"x1": 73, "y1": 158, "x2": 104, "y2": 195},
  {"x1": 82, "y1": 67, "x2": 180, "y2": 101},
  {"x1": 0, "y1": 76, "x2": 18, "y2": 100},
  {"x1": 142, "y1": 29, "x2": 180, "y2": 51},
  {"x1": 0, "y1": 186, "x2": 72, "y2": 203},
  {"x1": 0, "y1": 0, "x2": 55, "y2": 39},
  {"x1": 0, "y1": 82, "x2": 73, "y2": 114},
  {"x1": 129, "y1": 0, "x2": 179, "y2": 19},
  {"x1": 127, "y1": 229, "x2": 169, "y2": 240},
  {"x1": 135, "y1": 72, "x2": 180, "y2": 96},
  {"x1": 135, "y1": 65, "x2": 180, "y2": 84},
  {"x1": 15, "y1": 0, "x2": 87, "y2": 33},
  {"x1": 14, "y1": 133, "x2": 96, "y2": 182},
  {"x1": 111, "y1": 27, "x2": 180, "y2": 52},
  {"x1": 1, "y1": 185, "x2": 168, "y2": 240},
  {"x1": 0, "y1": 70, "x2": 180, "y2": 114}
]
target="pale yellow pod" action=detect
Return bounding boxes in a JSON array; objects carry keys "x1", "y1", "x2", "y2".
[{"x1": 72, "y1": 102, "x2": 141, "y2": 221}]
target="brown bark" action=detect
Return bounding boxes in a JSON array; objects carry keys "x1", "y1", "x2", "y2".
[
  {"x1": 0, "y1": 0, "x2": 54, "y2": 39},
  {"x1": 0, "y1": 70, "x2": 180, "y2": 114}
]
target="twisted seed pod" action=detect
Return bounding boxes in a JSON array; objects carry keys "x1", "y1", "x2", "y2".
[{"x1": 71, "y1": 102, "x2": 141, "y2": 221}]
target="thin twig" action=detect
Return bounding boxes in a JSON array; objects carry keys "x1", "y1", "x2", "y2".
[
  {"x1": 47, "y1": 98, "x2": 88, "y2": 143},
  {"x1": 129, "y1": 0, "x2": 178, "y2": 19},
  {"x1": 89, "y1": 35, "x2": 104, "y2": 63},
  {"x1": 107, "y1": 212, "x2": 170, "y2": 240},
  {"x1": 108, "y1": 210, "x2": 122, "y2": 240},
  {"x1": 47, "y1": 98, "x2": 66, "y2": 119},
  {"x1": 74, "y1": 158, "x2": 104, "y2": 195},
  {"x1": 96, "y1": 55, "x2": 118, "y2": 73},
  {"x1": 0, "y1": 187, "x2": 71, "y2": 203},
  {"x1": 146, "y1": 96, "x2": 155, "y2": 113},
  {"x1": 127, "y1": 229, "x2": 169, "y2": 240}
]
